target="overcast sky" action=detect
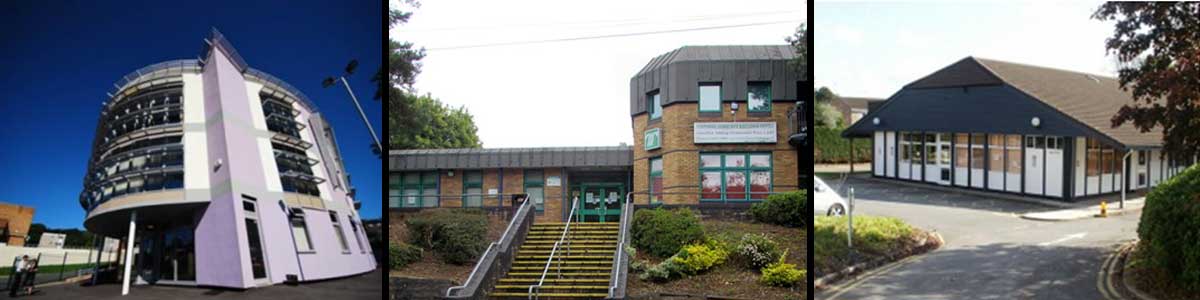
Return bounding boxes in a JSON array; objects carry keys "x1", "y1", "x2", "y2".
[
  {"x1": 816, "y1": 1, "x2": 1117, "y2": 99},
  {"x1": 392, "y1": 0, "x2": 805, "y2": 148}
]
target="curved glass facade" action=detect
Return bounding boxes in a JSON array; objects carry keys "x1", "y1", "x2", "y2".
[{"x1": 81, "y1": 83, "x2": 185, "y2": 210}]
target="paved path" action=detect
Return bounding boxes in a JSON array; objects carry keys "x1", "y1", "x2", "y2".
[
  {"x1": 818, "y1": 176, "x2": 1139, "y2": 300},
  {"x1": 21, "y1": 268, "x2": 383, "y2": 300}
]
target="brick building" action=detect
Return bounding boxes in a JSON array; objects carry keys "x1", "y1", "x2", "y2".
[
  {"x1": 0, "y1": 202, "x2": 35, "y2": 246},
  {"x1": 389, "y1": 45, "x2": 804, "y2": 221}
]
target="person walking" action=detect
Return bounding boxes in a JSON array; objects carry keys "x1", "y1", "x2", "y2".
[
  {"x1": 8, "y1": 255, "x2": 26, "y2": 298},
  {"x1": 21, "y1": 259, "x2": 36, "y2": 296}
]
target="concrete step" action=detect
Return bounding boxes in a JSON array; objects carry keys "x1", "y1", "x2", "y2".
[
  {"x1": 497, "y1": 278, "x2": 609, "y2": 284},
  {"x1": 494, "y1": 285, "x2": 608, "y2": 290},
  {"x1": 490, "y1": 292, "x2": 608, "y2": 298},
  {"x1": 516, "y1": 255, "x2": 612, "y2": 260},
  {"x1": 509, "y1": 266, "x2": 611, "y2": 271},
  {"x1": 502, "y1": 272, "x2": 610, "y2": 277},
  {"x1": 512, "y1": 260, "x2": 612, "y2": 265}
]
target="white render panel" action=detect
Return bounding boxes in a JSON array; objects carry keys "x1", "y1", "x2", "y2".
[
  {"x1": 988, "y1": 170, "x2": 1003, "y2": 191},
  {"x1": 955, "y1": 167, "x2": 968, "y2": 186},
  {"x1": 899, "y1": 162, "x2": 910, "y2": 180},
  {"x1": 886, "y1": 132, "x2": 896, "y2": 177},
  {"x1": 1101, "y1": 172, "x2": 1113, "y2": 193},
  {"x1": 258, "y1": 137, "x2": 282, "y2": 192},
  {"x1": 182, "y1": 73, "x2": 209, "y2": 189},
  {"x1": 244, "y1": 82, "x2": 267, "y2": 131},
  {"x1": 1046, "y1": 148, "x2": 1063, "y2": 197},
  {"x1": 874, "y1": 132, "x2": 884, "y2": 176},
  {"x1": 1087, "y1": 176, "x2": 1100, "y2": 194},
  {"x1": 1075, "y1": 138, "x2": 1085, "y2": 196},
  {"x1": 1151, "y1": 149, "x2": 1162, "y2": 186},
  {"x1": 296, "y1": 109, "x2": 333, "y2": 202},
  {"x1": 1006, "y1": 172, "x2": 1020, "y2": 193},
  {"x1": 971, "y1": 169, "x2": 984, "y2": 188}
]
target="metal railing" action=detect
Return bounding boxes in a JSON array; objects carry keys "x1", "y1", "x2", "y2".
[
  {"x1": 608, "y1": 192, "x2": 635, "y2": 299},
  {"x1": 527, "y1": 196, "x2": 581, "y2": 299},
  {"x1": 445, "y1": 198, "x2": 535, "y2": 298}
]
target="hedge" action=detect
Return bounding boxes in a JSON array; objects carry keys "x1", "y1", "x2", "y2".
[
  {"x1": 1138, "y1": 164, "x2": 1200, "y2": 289},
  {"x1": 750, "y1": 190, "x2": 805, "y2": 228},
  {"x1": 815, "y1": 127, "x2": 871, "y2": 164},
  {"x1": 406, "y1": 209, "x2": 489, "y2": 265},
  {"x1": 632, "y1": 208, "x2": 705, "y2": 258}
]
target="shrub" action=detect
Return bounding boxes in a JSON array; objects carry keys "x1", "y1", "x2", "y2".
[
  {"x1": 734, "y1": 233, "x2": 783, "y2": 269},
  {"x1": 390, "y1": 242, "x2": 423, "y2": 270},
  {"x1": 670, "y1": 239, "x2": 729, "y2": 275},
  {"x1": 815, "y1": 127, "x2": 871, "y2": 163},
  {"x1": 639, "y1": 260, "x2": 675, "y2": 282},
  {"x1": 751, "y1": 191, "x2": 804, "y2": 228},
  {"x1": 406, "y1": 209, "x2": 489, "y2": 265},
  {"x1": 632, "y1": 208, "x2": 704, "y2": 258},
  {"x1": 1137, "y1": 164, "x2": 1200, "y2": 289},
  {"x1": 760, "y1": 250, "x2": 804, "y2": 287}
]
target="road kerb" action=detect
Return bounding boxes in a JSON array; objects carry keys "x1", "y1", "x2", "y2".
[
  {"x1": 817, "y1": 232, "x2": 943, "y2": 300},
  {"x1": 1117, "y1": 241, "x2": 1158, "y2": 300}
]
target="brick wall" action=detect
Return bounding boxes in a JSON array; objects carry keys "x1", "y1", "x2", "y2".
[
  {"x1": 438, "y1": 169, "x2": 463, "y2": 208},
  {"x1": 632, "y1": 102, "x2": 800, "y2": 204}
]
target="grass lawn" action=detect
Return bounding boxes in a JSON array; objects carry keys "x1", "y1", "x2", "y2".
[
  {"x1": 627, "y1": 218, "x2": 804, "y2": 300},
  {"x1": 0, "y1": 262, "x2": 112, "y2": 277},
  {"x1": 815, "y1": 215, "x2": 933, "y2": 276}
]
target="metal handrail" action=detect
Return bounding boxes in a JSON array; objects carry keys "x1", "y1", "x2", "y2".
[
  {"x1": 528, "y1": 196, "x2": 581, "y2": 299},
  {"x1": 608, "y1": 192, "x2": 635, "y2": 298},
  {"x1": 446, "y1": 198, "x2": 533, "y2": 297}
]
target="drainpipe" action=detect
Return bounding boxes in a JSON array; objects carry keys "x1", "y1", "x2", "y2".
[
  {"x1": 122, "y1": 211, "x2": 137, "y2": 295},
  {"x1": 1121, "y1": 150, "x2": 1132, "y2": 209}
]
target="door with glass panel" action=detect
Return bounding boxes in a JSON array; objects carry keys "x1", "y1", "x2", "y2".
[{"x1": 574, "y1": 183, "x2": 624, "y2": 223}]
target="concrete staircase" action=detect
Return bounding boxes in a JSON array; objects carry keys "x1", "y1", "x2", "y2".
[{"x1": 490, "y1": 222, "x2": 619, "y2": 299}]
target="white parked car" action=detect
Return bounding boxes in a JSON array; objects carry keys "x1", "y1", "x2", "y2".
[{"x1": 814, "y1": 177, "x2": 847, "y2": 216}]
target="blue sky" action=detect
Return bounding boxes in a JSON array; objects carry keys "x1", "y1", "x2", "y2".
[
  {"x1": 816, "y1": 1, "x2": 1116, "y2": 99},
  {"x1": 0, "y1": 1, "x2": 383, "y2": 229}
]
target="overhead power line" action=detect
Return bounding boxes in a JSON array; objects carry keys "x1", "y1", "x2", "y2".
[{"x1": 425, "y1": 20, "x2": 800, "y2": 51}]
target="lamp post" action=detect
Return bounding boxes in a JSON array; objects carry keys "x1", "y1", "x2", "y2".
[{"x1": 323, "y1": 60, "x2": 382, "y2": 159}]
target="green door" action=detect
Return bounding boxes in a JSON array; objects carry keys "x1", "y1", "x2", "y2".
[{"x1": 574, "y1": 183, "x2": 624, "y2": 223}]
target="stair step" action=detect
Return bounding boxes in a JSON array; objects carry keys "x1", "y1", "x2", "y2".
[
  {"x1": 494, "y1": 285, "x2": 609, "y2": 290},
  {"x1": 498, "y1": 278, "x2": 609, "y2": 283},
  {"x1": 525, "y1": 235, "x2": 616, "y2": 240},
  {"x1": 502, "y1": 272, "x2": 610, "y2": 277},
  {"x1": 519, "y1": 249, "x2": 614, "y2": 255},
  {"x1": 516, "y1": 255, "x2": 612, "y2": 259},
  {"x1": 490, "y1": 292, "x2": 609, "y2": 298},
  {"x1": 513, "y1": 260, "x2": 612, "y2": 265},
  {"x1": 520, "y1": 245, "x2": 615, "y2": 249},
  {"x1": 509, "y1": 266, "x2": 611, "y2": 271},
  {"x1": 523, "y1": 240, "x2": 614, "y2": 244}
]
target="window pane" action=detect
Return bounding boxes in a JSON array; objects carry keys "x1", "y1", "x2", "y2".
[
  {"x1": 651, "y1": 176, "x2": 663, "y2": 203},
  {"x1": 725, "y1": 172, "x2": 746, "y2": 200},
  {"x1": 527, "y1": 187, "x2": 544, "y2": 211},
  {"x1": 1007, "y1": 135, "x2": 1022, "y2": 173},
  {"x1": 422, "y1": 172, "x2": 437, "y2": 184},
  {"x1": 749, "y1": 154, "x2": 770, "y2": 167},
  {"x1": 465, "y1": 187, "x2": 482, "y2": 207},
  {"x1": 650, "y1": 158, "x2": 663, "y2": 173},
  {"x1": 524, "y1": 170, "x2": 543, "y2": 184},
  {"x1": 725, "y1": 154, "x2": 746, "y2": 168},
  {"x1": 291, "y1": 218, "x2": 312, "y2": 252},
  {"x1": 404, "y1": 173, "x2": 419, "y2": 184},
  {"x1": 423, "y1": 188, "x2": 438, "y2": 207},
  {"x1": 955, "y1": 134, "x2": 969, "y2": 168},
  {"x1": 465, "y1": 171, "x2": 482, "y2": 184},
  {"x1": 650, "y1": 92, "x2": 662, "y2": 119},
  {"x1": 750, "y1": 171, "x2": 770, "y2": 200},
  {"x1": 748, "y1": 83, "x2": 770, "y2": 112},
  {"x1": 404, "y1": 189, "x2": 419, "y2": 207},
  {"x1": 700, "y1": 84, "x2": 721, "y2": 111},
  {"x1": 1087, "y1": 140, "x2": 1100, "y2": 176},
  {"x1": 990, "y1": 135, "x2": 1004, "y2": 173},
  {"x1": 701, "y1": 172, "x2": 722, "y2": 200},
  {"x1": 700, "y1": 155, "x2": 722, "y2": 168}
]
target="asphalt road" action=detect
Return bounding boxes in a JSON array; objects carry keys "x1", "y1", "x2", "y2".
[{"x1": 818, "y1": 175, "x2": 1140, "y2": 300}]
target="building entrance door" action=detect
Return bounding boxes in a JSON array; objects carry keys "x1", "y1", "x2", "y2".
[{"x1": 573, "y1": 183, "x2": 624, "y2": 223}]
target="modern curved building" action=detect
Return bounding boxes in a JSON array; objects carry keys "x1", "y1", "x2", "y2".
[{"x1": 79, "y1": 30, "x2": 374, "y2": 290}]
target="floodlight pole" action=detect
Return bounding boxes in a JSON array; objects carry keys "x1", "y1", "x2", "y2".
[{"x1": 335, "y1": 76, "x2": 382, "y2": 156}]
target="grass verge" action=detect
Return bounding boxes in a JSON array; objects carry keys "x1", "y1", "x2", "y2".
[{"x1": 815, "y1": 215, "x2": 934, "y2": 276}]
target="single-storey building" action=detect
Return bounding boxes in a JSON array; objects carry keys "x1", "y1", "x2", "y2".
[
  {"x1": 843, "y1": 57, "x2": 1193, "y2": 201},
  {"x1": 390, "y1": 45, "x2": 805, "y2": 222},
  {"x1": 831, "y1": 97, "x2": 883, "y2": 126}
]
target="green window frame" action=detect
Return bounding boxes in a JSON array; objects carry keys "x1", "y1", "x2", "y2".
[
  {"x1": 699, "y1": 83, "x2": 722, "y2": 112},
  {"x1": 649, "y1": 157, "x2": 663, "y2": 204},
  {"x1": 699, "y1": 153, "x2": 772, "y2": 202},
  {"x1": 524, "y1": 169, "x2": 545, "y2": 211},
  {"x1": 390, "y1": 171, "x2": 439, "y2": 208},
  {"x1": 748, "y1": 82, "x2": 771, "y2": 112},
  {"x1": 462, "y1": 170, "x2": 483, "y2": 207},
  {"x1": 648, "y1": 90, "x2": 662, "y2": 120}
]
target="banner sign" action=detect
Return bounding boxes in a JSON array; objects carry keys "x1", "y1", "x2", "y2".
[
  {"x1": 644, "y1": 128, "x2": 662, "y2": 150},
  {"x1": 693, "y1": 122, "x2": 777, "y2": 144}
]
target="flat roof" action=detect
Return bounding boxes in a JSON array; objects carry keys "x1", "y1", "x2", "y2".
[{"x1": 390, "y1": 146, "x2": 633, "y2": 171}]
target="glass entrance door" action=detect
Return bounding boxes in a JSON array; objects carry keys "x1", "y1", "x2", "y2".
[{"x1": 574, "y1": 183, "x2": 624, "y2": 223}]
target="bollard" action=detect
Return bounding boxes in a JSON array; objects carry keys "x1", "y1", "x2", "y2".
[{"x1": 1100, "y1": 201, "x2": 1107, "y2": 218}]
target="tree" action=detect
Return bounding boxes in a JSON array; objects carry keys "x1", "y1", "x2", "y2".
[
  {"x1": 386, "y1": 1, "x2": 482, "y2": 150},
  {"x1": 1094, "y1": 3, "x2": 1200, "y2": 160},
  {"x1": 786, "y1": 23, "x2": 808, "y2": 80},
  {"x1": 814, "y1": 87, "x2": 843, "y2": 128}
]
